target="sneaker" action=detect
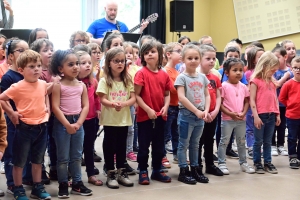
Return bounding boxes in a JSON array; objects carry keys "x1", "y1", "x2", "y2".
[
  {"x1": 205, "y1": 164, "x2": 223, "y2": 176},
  {"x1": 173, "y1": 155, "x2": 178, "y2": 164},
  {"x1": 232, "y1": 143, "x2": 238, "y2": 152},
  {"x1": 106, "y1": 170, "x2": 119, "y2": 189},
  {"x1": 126, "y1": 152, "x2": 137, "y2": 162},
  {"x1": 218, "y1": 164, "x2": 229, "y2": 175},
  {"x1": 7, "y1": 185, "x2": 14, "y2": 195},
  {"x1": 103, "y1": 164, "x2": 107, "y2": 177},
  {"x1": 165, "y1": 140, "x2": 173, "y2": 153},
  {"x1": 30, "y1": 182, "x2": 51, "y2": 199},
  {"x1": 94, "y1": 152, "x2": 102, "y2": 162},
  {"x1": 254, "y1": 163, "x2": 265, "y2": 174},
  {"x1": 271, "y1": 146, "x2": 278, "y2": 156},
  {"x1": 162, "y1": 156, "x2": 171, "y2": 168},
  {"x1": 71, "y1": 181, "x2": 92, "y2": 195},
  {"x1": 160, "y1": 164, "x2": 169, "y2": 172},
  {"x1": 49, "y1": 169, "x2": 58, "y2": 180},
  {"x1": 277, "y1": 146, "x2": 288, "y2": 156},
  {"x1": 117, "y1": 168, "x2": 134, "y2": 187},
  {"x1": 133, "y1": 146, "x2": 139, "y2": 153},
  {"x1": 226, "y1": 149, "x2": 239, "y2": 159},
  {"x1": 139, "y1": 171, "x2": 150, "y2": 185},
  {"x1": 14, "y1": 185, "x2": 28, "y2": 200},
  {"x1": 42, "y1": 170, "x2": 50, "y2": 185},
  {"x1": 151, "y1": 170, "x2": 171, "y2": 183},
  {"x1": 247, "y1": 148, "x2": 253, "y2": 159},
  {"x1": 240, "y1": 163, "x2": 255, "y2": 174},
  {"x1": 213, "y1": 154, "x2": 218, "y2": 163},
  {"x1": 124, "y1": 162, "x2": 136, "y2": 175},
  {"x1": 264, "y1": 162, "x2": 278, "y2": 174},
  {"x1": 0, "y1": 189, "x2": 4, "y2": 197},
  {"x1": 0, "y1": 161, "x2": 4, "y2": 174},
  {"x1": 290, "y1": 158, "x2": 300, "y2": 169},
  {"x1": 58, "y1": 182, "x2": 69, "y2": 199}
]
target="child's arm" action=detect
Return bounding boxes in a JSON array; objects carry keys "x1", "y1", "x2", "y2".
[
  {"x1": 0, "y1": 105, "x2": 7, "y2": 160},
  {"x1": 239, "y1": 97, "x2": 249, "y2": 119},
  {"x1": 51, "y1": 83, "x2": 76, "y2": 134},
  {"x1": 46, "y1": 82, "x2": 54, "y2": 95},
  {"x1": 177, "y1": 86, "x2": 205, "y2": 119},
  {"x1": 160, "y1": 91, "x2": 170, "y2": 116},
  {"x1": 134, "y1": 84, "x2": 156, "y2": 119},
  {"x1": 0, "y1": 94, "x2": 21, "y2": 125},
  {"x1": 249, "y1": 83, "x2": 263, "y2": 129},
  {"x1": 278, "y1": 83, "x2": 288, "y2": 106},
  {"x1": 203, "y1": 86, "x2": 210, "y2": 119},
  {"x1": 210, "y1": 88, "x2": 221, "y2": 121},
  {"x1": 45, "y1": 94, "x2": 50, "y2": 118},
  {"x1": 74, "y1": 84, "x2": 89, "y2": 127},
  {"x1": 276, "y1": 71, "x2": 291, "y2": 87}
]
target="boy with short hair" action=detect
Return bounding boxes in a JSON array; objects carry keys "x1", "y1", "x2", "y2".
[{"x1": 0, "y1": 50, "x2": 51, "y2": 200}]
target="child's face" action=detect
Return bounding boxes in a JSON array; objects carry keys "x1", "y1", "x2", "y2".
[
  {"x1": 201, "y1": 51, "x2": 216, "y2": 73},
  {"x1": 36, "y1": 31, "x2": 48, "y2": 40},
  {"x1": 254, "y1": 51, "x2": 264, "y2": 66},
  {"x1": 226, "y1": 63, "x2": 243, "y2": 84},
  {"x1": 9, "y1": 41, "x2": 29, "y2": 66},
  {"x1": 59, "y1": 54, "x2": 80, "y2": 78},
  {"x1": 273, "y1": 51, "x2": 287, "y2": 69},
  {"x1": 91, "y1": 47, "x2": 101, "y2": 62},
  {"x1": 225, "y1": 51, "x2": 240, "y2": 60},
  {"x1": 132, "y1": 47, "x2": 139, "y2": 62},
  {"x1": 73, "y1": 34, "x2": 87, "y2": 47},
  {"x1": 202, "y1": 37, "x2": 213, "y2": 45},
  {"x1": 0, "y1": 38, "x2": 5, "y2": 60},
  {"x1": 183, "y1": 49, "x2": 200, "y2": 70},
  {"x1": 79, "y1": 54, "x2": 92, "y2": 79},
  {"x1": 292, "y1": 62, "x2": 300, "y2": 81},
  {"x1": 285, "y1": 42, "x2": 296, "y2": 59},
  {"x1": 143, "y1": 47, "x2": 159, "y2": 67},
  {"x1": 19, "y1": 60, "x2": 42, "y2": 83},
  {"x1": 110, "y1": 38, "x2": 123, "y2": 49},
  {"x1": 110, "y1": 53, "x2": 125, "y2": 74},
  {"x1": 39, "y1": 42, "x2": 53, "y2": 68},
  {"x1": 125, "y1": 47, "x2": 133, "y2": 61},
  {"x1": 168, "y1": 45, "x2": 182, "y2": 65},
  {"x1": 180, "y1": 38, "x2": 189, "y2": 46},
  {"x1": 266, "y1": 64, "x2": 279, "y2": 78}
]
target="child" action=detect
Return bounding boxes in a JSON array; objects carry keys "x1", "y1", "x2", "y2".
[
  {"x1": 0, "y1": 38, "x2": 29, "y2": 195},
  {"x1": 69, "y1": 31, "x2": 90, "y2": 48},
  {"x1": 50, "y1": 50, "x2": 92, "y2": 198},
  {"x1": 174, "y1": 44, "x2": 210, "y2": 184},
  {"x1": 279, "y1": 56, "x2": 300, "y2": 169},
  {"x1": 178, "y1": 36, "x2": 191, "y2": 46},
  {"x1": 28, "y1": 28, "x2": 49, "y2": 46},
  {"x1": 163, "y1": 42, "x2": 182, "y2": 166},
  {"x1": 0, "y1": 50, "x2": 51, "y2": 200},
  {"x1": 197, "y1": 45, "x2": 223, "y2": 177},
  {"x1": 87, "y1": 43, "x2": 102, "y2": 81},
  {"x1": 0, "y1": 103, "x2": 7, "y2": 197},
  {"x1": 76, "y1": 51, "x2": 103, "y2": 186},
  {"x1": 129, "y1": 42, "x2": 141, "y2": 67},
  {"x1": 217, "y1": 58, "x2": 255, "y2": 175},
  {"x1": 280, "y1": 40, "x2": 296, "y2": 68},
  {"x1": 0, "y1": 34, "x2": 7, "y2": 64},
  {"x1": 199, "y1": 35, "x2": 220, "y2": 70},
  {"x1": 250, "y1": 51, "x2": 281, "y2": 174},
  {"x1": 97, "y1": 48, "x2": 135, "y2": 189},
  {"x1": 271, "y1": 46, "x2": 293, "y2": 156},
  {"x1": 0, "y1": 38, "x2": 10, "y2": 79},
  {"x1": 134, "y1": 40, "x2": 172, "y2": 185}
]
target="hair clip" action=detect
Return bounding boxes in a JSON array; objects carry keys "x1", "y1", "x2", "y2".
[{"x1": 5, "y1": 40, "x2": 14, "y2": 58}]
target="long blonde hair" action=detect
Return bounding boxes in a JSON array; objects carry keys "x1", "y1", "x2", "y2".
[{"x1": 250, "y1": 51, "x2": 279, "y2": 84}]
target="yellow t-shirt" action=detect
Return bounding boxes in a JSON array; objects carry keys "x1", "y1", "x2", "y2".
[
  {"x1": 128, "y1": 64, "x2": 139, "y2": 81},
  {"x1": 97, "y1": 78, "x2": 134, "y2": 126}
]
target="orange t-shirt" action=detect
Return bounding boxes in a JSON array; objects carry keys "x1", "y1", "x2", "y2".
[
  {"x1": 4, "y1": 79, "x2": 49, "y2": 124},
  {"x1": 165, "y1": 66, "x2": 179, "y2": 106},
  {"x1": 0, "y1": 61, "x2": 9, "y2": 79}
]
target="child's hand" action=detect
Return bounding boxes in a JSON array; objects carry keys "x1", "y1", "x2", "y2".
[
  {"x1": 126, "y1": 60, "x2": 132, "y2": 67},
  {"x1": 210, "y1": 111, "x2": 217, "y2": 121},
  {"x1": 230, "y1": 112, "x2": 241, "y2": 121},
  {"x1": 114, "y1": 102, "x2": 127, "y2": 111},
  {"x1": 276, "y1": 115, "x2": 281, "y2": 126},
  {"x1": 254, "y1": 116, "x2": 264, "y2": 129},
  {"x1": 9, "y1": 111, "x2": 22, "y2": 125},
  {"x1": 160, "y1": 106, "x2": 168, "y2": 117},
  {"x1": 195, "y1": 110, "x2": 205, "y2": 119},
  {"x1": 204, "y1": 113, "x2": 213, "y2": 123},
  {"x1": 96, "y1": 110, "x2": 101, "y2": 120},
  {"x1": 147, "y1": 109, "x2": 157, "y2": 119},
  {"x1": 66, "y1": 124, "x2": 77, "y2": 134}
]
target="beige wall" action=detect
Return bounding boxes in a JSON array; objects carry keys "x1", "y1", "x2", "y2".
[{"x1": 165, "y1": 0, "x2": 300, "y2": 51}]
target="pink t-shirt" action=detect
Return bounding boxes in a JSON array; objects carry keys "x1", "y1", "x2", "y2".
[
  {"x1": 221, "y1": 81, "x2": 250, "y2": 120},
  {"x1": 250, "y1": 78, "x2": 279, "y2": 114},
  {"x1": 60, "y1": 83, "x2": 83, "y2": 115}
]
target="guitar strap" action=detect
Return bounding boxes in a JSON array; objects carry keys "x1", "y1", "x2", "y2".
[{"x1": 116, "y1": 20, "x2": 121, "y2": 31}]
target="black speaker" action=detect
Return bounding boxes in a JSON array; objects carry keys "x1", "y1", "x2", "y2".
[{"x1": 170, "y1": 1, "x2": 194, "y2": 32}]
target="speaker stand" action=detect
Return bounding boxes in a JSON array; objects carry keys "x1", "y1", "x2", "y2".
[{"x1": 176, "y1": 32, "x2": 181, "y2": 39}]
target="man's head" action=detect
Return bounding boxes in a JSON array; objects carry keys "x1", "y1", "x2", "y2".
[{"x1": 104, "y1": 0, "x2": 118, "y2": 21}]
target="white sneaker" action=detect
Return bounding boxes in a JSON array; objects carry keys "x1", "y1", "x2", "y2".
[
  {"x1": 232, "y1": 143, "x2": 238, "y2": 152},
  {"x1": 0, "y1": 161, "x2": 4, "y2": 174},
  {"x1": 218, "y1": 164, "x2": 229, "y2": 175},
  {"x1": 271, "y1": 146, "x2": 278, "y2": 156},
  {"x1": 165, "y1": 140, "x2": 173, "y2": 153},
  {"x1": 277, "y1": 146, "x2": 288, "y2": 156},
  {"x1": 240, "y1": 163, "x2": 255, "y2": 174}
]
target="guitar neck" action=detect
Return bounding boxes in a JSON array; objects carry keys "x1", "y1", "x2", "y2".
[{"x1": 127, "y1": 24, "x2": 141, "y2": 33}]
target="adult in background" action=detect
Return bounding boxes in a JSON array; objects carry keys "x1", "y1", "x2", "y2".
[
  {"x1": 0, "y1": 0, "x2": 14, "y2": 28},
  {"x1": 86, "y1": 0, "x2": 148, "y2": 45}
]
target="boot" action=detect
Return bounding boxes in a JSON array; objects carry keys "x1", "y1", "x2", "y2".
[
  {"x1": 191, "y1": 166, "x2": 209, "y2": 183},
  {"x1": 178, "y1": 166, "x2": 197, "y2": 185},
  {"x1": 106, "y1": 170, "x2": 119, "y2": 189},
  {"x1": 117, "y1": 168, "x2": 134, "y2": 187}
]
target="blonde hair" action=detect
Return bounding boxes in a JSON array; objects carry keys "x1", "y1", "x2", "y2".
[
  {"x1": 250, "y1": 51, "x2": 279, "y2": 83},
  {"x1": 17, "y1": 50, "x2": 41, "y2": 69},
  {"x1": 199, "y1": 35, "x2": 211, "y2": 44},
  {"x1": 164, "y1": 42, "x2": 182, "y2": 61},
  {"x1": 291, "y1": 56, "x2": 300, "y2": 66},
  {"x1": 69, "y1": 31, "x2": 90, "y2": 48}
]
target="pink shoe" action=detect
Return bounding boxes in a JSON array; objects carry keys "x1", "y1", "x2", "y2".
[
  {"x1": 162, "y1": 156, "x2": 171, "y2": 168},
  {"x1": 126, "y1": 152, "x2": 137, "y2": 162}
]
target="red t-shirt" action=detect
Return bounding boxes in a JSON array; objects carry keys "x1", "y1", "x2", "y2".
[
  {"x1": 134, "y1": 67, "x2": 171, "y2": 122},
  {"x1": 278, "y1": 79, "x2": 300, "y2": 119},
  {"x1": 206, "y1": 73, "x2": 221, "y2": 112}
]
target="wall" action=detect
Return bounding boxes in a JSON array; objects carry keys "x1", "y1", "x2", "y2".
[{"x1": 165, "y1": 0, "x2": 300, "y2": 51}]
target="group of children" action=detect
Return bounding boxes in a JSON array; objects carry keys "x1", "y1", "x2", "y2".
[{"x1": 0, "y1": 28, "x2": 298, "y2": 200}]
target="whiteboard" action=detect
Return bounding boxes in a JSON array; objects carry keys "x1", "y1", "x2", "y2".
[{"x1": 233, "y1": 0, "x2": 300, "y2": 43}]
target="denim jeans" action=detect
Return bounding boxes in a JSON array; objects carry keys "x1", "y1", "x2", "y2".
[
  {"x1": 177, "y1": 109, "x2": 204, "y2": 168},
  {"x1": 286, "y1": 118, "x2": 300, "y2": 159},
  {"x1": 246, "y1": 108, "x2": 254, "y2": 148},
  {"x1": 253, "y1": 113, "x2": 276, "y2": 164},
  {"x1": 164, "y1": 106, "x2": 179, "y2": 156},
  {"x1": 83, "y1": 118, "x2": 97, "y2": 177},
  {"x1": 52, "y1": 115, "x2": 84, "y2": 183},
  {"x1": 218, "y1": 120, "x2": 247, "y2": 165},
  {"x1": 127, "y1": 106, "x2": 135, "y2": 154},
  {"x1": 272, "y1": 106, "x2": 286, "y2": 147}
]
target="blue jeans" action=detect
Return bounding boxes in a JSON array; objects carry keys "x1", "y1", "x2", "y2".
[
  {"x1": 246, "y1": 108, "x2": 254, "y2": 148},
  {"x1": 52, "y1": 115, "x2": 84, "y2": 183},
  {"x1": 164, "y1": 106, "x2": 179, "y2": 155},
  {"x1": 286, "y1": 118, "x2": 300, "y2": 159},
  {"x1": 177, "y1": 109, "x2": 204, "y2": 168},
  {"x1": 218, "y1": 120, "x2": 247, "y2": 165},
  {"x1": 127, "y1": 106, "x2": 135, "y2": 153},
  {"x1": 253, "y1": 113, "x2": 276, "y2": 164}
]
